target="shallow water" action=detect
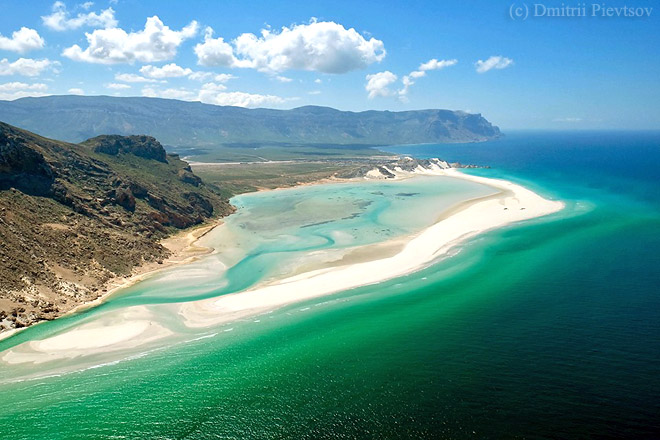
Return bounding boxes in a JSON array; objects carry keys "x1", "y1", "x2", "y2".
[
  {"x1": 0, "y1": 175, "x2": 496, "y2": 380},
  {"x1": 1, "y1": 131, "x2": 659, "y2": 439}
]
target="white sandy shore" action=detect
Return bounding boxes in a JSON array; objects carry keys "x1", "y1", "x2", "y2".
[
  {"x1": 2, "y1": 306, "x2": 172, "y2": 365},
  {"x1": 179, "y1": 169, "x2": 564, "y2": 326},
  {"x1": 1, "y1": 169, "x2": 564, "y2": 366}
]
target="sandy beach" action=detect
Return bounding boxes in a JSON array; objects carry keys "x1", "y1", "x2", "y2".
[
  {"x1": 1, "y1": 169, "x2": 563, "y2": 365},
  {"x1": 178, "y1": 168, "x2": 563, "y2": 327},
  {"x1": 0, "y1": 218, "x2": 222, "y2": 345}
]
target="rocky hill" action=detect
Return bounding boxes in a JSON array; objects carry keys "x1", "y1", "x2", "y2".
[
  {"x1": 0, "y1": 96, "x2": 501, "y2": 148},
  {"x1": 0, "y1": 122, "x2": 233, "y2": 331}
]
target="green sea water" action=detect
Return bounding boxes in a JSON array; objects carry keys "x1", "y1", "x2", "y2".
[{"x1": 0, "y1": 131, "x2": 659, "y2": 438}]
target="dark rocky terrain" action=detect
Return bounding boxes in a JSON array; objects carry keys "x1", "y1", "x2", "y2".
[{"x1": 0, "y1": 122, "x2": 233, "y2": 332}]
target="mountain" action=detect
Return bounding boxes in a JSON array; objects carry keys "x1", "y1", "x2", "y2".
[
  {"x1": 0, "y1": 122, "x2": 233, "y2": 331},
  {"x1": 0, "y1": 96, "x2": 501, "y2": 149}
]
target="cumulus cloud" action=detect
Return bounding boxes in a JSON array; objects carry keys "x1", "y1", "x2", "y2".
[
  {"x1": 0, "y1": 82, "x2": 49, "y2": 100},
  {"x1": 200, "y1": 90, "x2": 287, "y2": 107},
  {"x1": 195, "y1": 20, "x2": 385, "y2": 74},
  {"x1": 365, "y1": 71, "x2": 397, "y2": 99},
  {"x1": 62, "y1": 16, "x2": 198, "y2": 64},
  {"x1": 275, "y1": 75, "x2": 293, "y2": 83},
  {"x1": 140, "y1": 81, "x2": 291, "y2": 108},
  {"x1": 186, "y1": 71, "x2": 214, "y2": 81},
  {"x1": 140, "y1": 63, "x2": 192, "y2": 79},
  {"x1": 114, "y1": 73, "x2": 159, "y2": 83},
  {"x1": 194, "y1": 28, "x2": 240, "y2": 68},
  {"x1": 0, "y1": 28, "x2": 45, "y2": 53},
  {"x1": 398, "y1": 58, "x2": 457, "y2": 99},
  {"x1": 398, "y1": 75, "x2": 416, "y2": 100},
  {"x1": 419, "y1": 58, "x2": 457, "y2": 71},
  {"x1": 475, "y1": 56, "x2": 513, "y2": 73},
  {"x1": 42, "y1": 1, "x2": 117, "y2": 31},
  {"x1": 142, "y1": 86, "x2": 198, "y2": 101},
  {"x1": 0, "y1": 58, "x2": 57, "y2": 77},
  {"x1": 68, "y1": 87, "x2": 84, "y2": 95},
  {"x1": 186, "y1": 71, "x2": 211, "y2": 81},
  {"x1": 187, "y1": 71, "x2": 237, "y2": 82},
  {"x1": 106, "y1": 82, "x2": 131, "y2": 90},
  {"x1": 213, "y1": 73, "x2": 237, "y2": 83}
]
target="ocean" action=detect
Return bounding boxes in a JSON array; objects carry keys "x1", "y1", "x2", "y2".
[{"x1": 0, "y1": 130, "x2": 658, "y2": 439}]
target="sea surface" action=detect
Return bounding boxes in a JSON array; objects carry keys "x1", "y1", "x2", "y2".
[{"x1": 0, "y1": 130, "x2": 659, "y2": 439}]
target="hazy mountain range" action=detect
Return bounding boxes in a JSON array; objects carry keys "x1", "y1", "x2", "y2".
[{"x1": 0, "y1": 96, "x2": 501, "y2": 149}]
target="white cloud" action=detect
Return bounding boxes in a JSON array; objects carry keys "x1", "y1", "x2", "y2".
[
  {"x1": 475, "y1": 56, "x2": 513, "y2": 73},
  {"x1": 42, "y1": 1, "x2": 117, "y2": 31},
  {"x1": 140, "y1": 63, "x2": 192, "y2": 79},
  {"x1": 68, "y1": 87, "x2": 84, "y2": 95},
  {"x1": 63, "y1": 16, "x2": 198, "y2": 64},
  {"x1": 314, "y1": 78, "x2": 322, "y2": 84},
  {"x1": 419, "y1": 58, "x2": 457, "y2": 71},
  {"x1": 0, "y1": 82, "x2": 49, "y2": 100},
  {"x1": 196, "y1": 81, "x2": 227, "y2": 99},
  {"x1": 141, "y1": 86, "x2": 198, "y2": 101},
  {"x1": 213, "y1": 73, "x2": 236, "y2": 83},
  {"x1": 199, "y1": 90, "x2": 287, "y2": 107},
  {"x1": 395, "y1": 58, "x2": 458, "y2": 100},
  {"x1": 0, "y1": 28, "x2": 45, "y2": 53},
  {"x1": 308, "y1": 90, "x2": 321, "y2": 95},
  {"x1": 187, "y1": 71, "x2": 213, "y2": 81},
  {"x1": 106, "y1": 82, "x2": 131, "y2": 90},
  {"x1": 195, "y1": 20, "x2": 385, "y2": 74},
  {"x1": 141, "y1": 81, "x2": 290, "y2": 108},
  {"x1": 194, "y1": 27, "x2": 240, "y2": 68},
  {"x1": 0, "y1": 58, "x2": 56, "y2": 77},
  {"x1": 275, "y1": 75, "x2": 293, "y2": 83},
  {"x1": 80, "y1": 2, "x2": 94, "y2": 10},
  {"x1": 135, "y1": 64, "x2": 239, "y2": 84},
  {"x1": 365, "y1": 71, "x2": 397, "y2": 99},
  {"x1": 114, "y1": 73, "x2": 159, "y2": 83},
  {"x1": 187, "y1": 71, "x2": 236, "y2": 82},
  {"x1": 398, "y1": 72, "x2": 422, "y2": 99}
]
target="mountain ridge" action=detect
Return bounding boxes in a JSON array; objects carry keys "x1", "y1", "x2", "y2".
[{"x1": 0, "y1": 95, "x2": 501, "y2": 148}]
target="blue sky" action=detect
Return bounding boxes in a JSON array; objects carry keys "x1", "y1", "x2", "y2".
[{"x1": 0, "y1": 0, "x2": 658, "y2": 129}]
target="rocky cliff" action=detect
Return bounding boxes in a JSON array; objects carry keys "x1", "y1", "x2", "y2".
[{"x1": 0, "y1": 122, "x2": 233, "y2": 331}]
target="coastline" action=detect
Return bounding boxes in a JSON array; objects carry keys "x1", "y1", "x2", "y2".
[
  {"x1": 0, "y1": 217, "x2": 225, "y2": 343},
  {"x1": 1, "y1": 168, "x2": 564, "y2": 364},
  {"x1": 178, "y1": 168, "x2": 564, "y2": 328}
]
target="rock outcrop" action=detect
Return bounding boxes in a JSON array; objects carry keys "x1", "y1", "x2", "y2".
[{"x1": 0, "y1": 122, "x2": 234, "y2": 332}]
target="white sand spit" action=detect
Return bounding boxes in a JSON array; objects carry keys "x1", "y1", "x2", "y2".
[{"x1": 179, "y1": 169, "x2": 564, "y2": 328}]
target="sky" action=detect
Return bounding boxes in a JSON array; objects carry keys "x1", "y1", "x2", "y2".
[{"x1": 0, "y1": 0, "x2": 658, "y2": 129}]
